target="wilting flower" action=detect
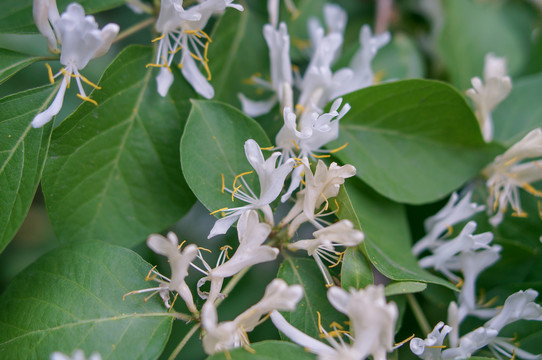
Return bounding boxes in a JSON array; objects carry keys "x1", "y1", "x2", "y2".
[
  {"x1": 201, "y1": 278, "x2": 302, "y2": 354},
  {"x1": 271, "y1": 285, "x2": 398, "y2": 360},
  {"x1": 197, "y1": 210, "x2": 279, "y2": 302},
  {"x1": 483, "y1": 128, "x2": 542, "y2": 226},
  {"x1": 50, "y1": 350, "x2": 101, "y2": 360},
  {"x1": 152, "y1": 0, "x2": 243, "y2": 98},
  {"x1": 289, "y1": 219, "x2": 364, "y2": 285},
  {"x1": 466, "y1": 53, "x2": 512, "y2": 142},
  {"x1": 31, "y1": 2, "x2": 119, "y2": 128},
  {"x1": 410, "y1": 321, "x2": 452, "y2": 360},
  {"x1": 412, "y1": 192, "x2": 485, "y2": 256},
  {"x1": 208, "y1": 139, "x2": 294, "y2": 238},
  {"x1": 124, "y1": 232, "x2": 198, "y2": 313}
]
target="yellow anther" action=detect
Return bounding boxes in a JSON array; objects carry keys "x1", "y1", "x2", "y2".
[
  {"x1": 168, "y1": 293, "x2": 179, "y2": 312},
  {"x1": 202, "y1": 60, "x2": 212, "y2": 81},
  {"x1": 481, "y1": 296, "x2": 499, "y2": 308},
  {"x1": 210, "y1": 207, "x2": 229, "y2": 215},
  {"x1": 521, "y1": 182, "x2": 542, "y2": 197},
  {"x1": 231, "y1": 184, "x2": 243, "y2": 202},
  {"x1": 321, "y1": 193, "x2": 329, "y2": 210},
  {"x1": 426, "y1": 345, "x2": 447, "y2": 349},
  {"x1": 221, "y1": 173, "x2": 225, "y2": 194},
  {"x1": 313, "y1": 154, "x2": 331, "y2": 159},
  {"x1": 199, "y1": 28, "x2": 212, "y2": 42},
  {"x1": 184, "y1": 29, "x2": 201, "y2": 37},
  {"x1": 325, "y1": 283, "x2": 334, "y2": 288},
  {"x1": 295, "y1": 103, "x2": 305, "y2": 113},
  {"x1": 73, "y1": 73, "x2": 101, "y2": 90},
  {"x1": 291, "y1": 64, "x2": 300, "y2": 73},
  {"x1": 60, "y1": 68, "x2": 71, "y2": 87},
  {"x1": 329, "y1": 321, "x2": 343, "y2": 330},
  {"x1": 538, "y1": 201, "x2": 542, "y2": 220},
  {"x1": 455, "y1": 277, "x2": 464, "y2": 288},
  {"x1": 168, "y1": 46, "x2": 183, "y2": 55},
  {"x1": 45, "y1": 63, "x2": 55, "y2": 84},
  {"x1": 445, "y1": 225, "x2": 453, "y2": 237},
  {"x1": 373, "y1": 69, "x2": 386, "y2": 83},
  {"x1": 292, "y1": 139, "x2": 300, "y2": 150},
  {"x1": 76, "y1": 94, "x2": 98, "y2": 106},
  {"x1": 152, "y1": 33, "x2": 166, "y2": 42},
  {"x1": 178, "y1": 240, "x2": 187, "y2": 249},
  {"x1": 334, "y1": 199, "x2": 340, "y2": 212},
  {"x1": 300, "y1": 178, "x2": 306, "y2": 186},
  {"x1": 292, "y1": 37, "x2": 311, "y2": 50},
  {"x1": 511, "y1": 349, "x2": 516, "y2": 360},
  {"x1": 329, "y1": 142, "x2": 349, "y2": 153},
  {"x1": 504, "y1": 156, "x2": 519, "y2": 166},
  {"x1": 198, "y1": 246, "x2": 212, "y2": 253},
  {"x1": 146, "y1": 63, "x2": 165, "y2": 68},
  {"x1": 233, "y1": 171, "x2": 254, "y2": 188},
  {"x1": 511, "y1": 211, "x2": 528, "y2": 218},
  {"x1": 145, "y1": 265, "x2": 158, "y2": 281},
  {"x1": 260, "y1": 146, "x2": 275, "y2": 150},
  {"x1": 394, "y1": 334, "x2": 415, "y2": 347},
  {"x1": 178, "y1": 63, "x2": 183, "y2": 69},
  {"x1": 316, "y1": 311, "x2": 324, "y2": 334},
  {"x1": 328, "y1": 251, "x2": 345, "y2": 268},
  {"x1": 204, "y1": 41, "x2": 210, "y2": 62}
]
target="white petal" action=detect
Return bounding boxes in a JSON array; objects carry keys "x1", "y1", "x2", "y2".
[
  {"x1": 181, "y1": 52, "x2": 214, "y2": 99},
  {"x1": 156, "y1": 68, "x2": 174, "y2": 97},
  {"x1": 92, "y1": 23, "x2": 120, "y2": 59},
  {"x1": 238, "y1": 93, "x2": 278, "y2": 117},
  {"x1": 32, "y1": 76, "x2": 68, "y2": 128}
]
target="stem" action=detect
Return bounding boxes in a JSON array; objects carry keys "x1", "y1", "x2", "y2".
[
  {"x1": 168, "y1": 323, "x2": 201, "y2": 360},
  {"x1": 406, "y1": 293, "x2": 431, "y2": 335},
  {"x1": 113, "y1": 18, "x2": 155, "y2": 44}
]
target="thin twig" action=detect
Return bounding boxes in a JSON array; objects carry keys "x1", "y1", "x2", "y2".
[
  {"x1": 406, "y1": 293, "x2": 431, "y2": 335},
  {"x1": 168, "y1": 323, "x2": 201, "y2": 360},
  {"x1": 113, "y1": 17, "x2": 155, "y2": 44}
]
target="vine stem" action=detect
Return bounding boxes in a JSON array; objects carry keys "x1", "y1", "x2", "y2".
[
  {"x1": 406, "y1": 293, "x2": 431, "y2": 335},
  {"x1": 167, "y1": 267, "x2": 251, "y2": 359},
  {"x1": 113, "y1": 17, "x2": 155, "y2": 44}
]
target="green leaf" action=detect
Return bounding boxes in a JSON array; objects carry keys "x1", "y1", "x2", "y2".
[
  {"x1": 329, "y1": 79, "x2": 496, "y2": 204},
  {"x1": 277, "y1": 257, "x2": 346, "y2": 339},
  {"x1": 42, "y1": 45, "x2": 195, "y2": 247},
  {"x1": 334, "y1": 178, "x2": 455, "y2": 290},
  {"x1": 181, "y1": 100, "x2": 271, "y2": 214},
  {"x1": 0, "y1": 84, "x2": 56, "y2": 253},
  {"x1": 437, "y1": 0, "x2": 531, "y2": 90},
  {"x1": 207, "y1": 340, "x2": 315, "y2": 360},
  {"x1": 493, "y1": 72, "x2": 542, "y2": 146},
  {"x1": 209, "y1": 4, "x2": 269, "y2": 107},
  {"x1": 340, "y1": 247, "x2": 373, "y2": 290},
  {"x1": 384, "y1": 281, "x2": 427, "y2": 296},
  {"x1": 0, "y1": 0, "x2": 126, "y2": 34},
  {"x1": 0, "y1": 49, "x2": 44, "y2": 85},
  {"x1": 0, "y1": 241, "x2": 174, "y2": 359}
]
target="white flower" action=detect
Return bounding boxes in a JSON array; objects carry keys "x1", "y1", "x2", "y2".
[
  {"x1": 197, "y1": 210, "x2": 279, "y2": 302},
  {"x1": 307, "y1": 3, "x2": 347, "y2": 56},
  {"x1": 485, "y1": 289, "x2": 542, "y2": 332},
  {"x1": 441, "y1": 327, "x2": 498, "y2": 360},
  {"x1": 124, "y1": 232, "x2": 198, "y2": 313},
  {"x1": 201, "y1": 278, "x2": 302, "y2": 354},
  {"x1": 32, "y1": 3, "x2": 119, "y2": 128},
  {"x1": 484, "y1": 128, "x2": 542, "y2": 226},
  {"x1": 152, "y1": 0, "x2": 243, "y2": 98},
  {"x1": 466, "y1": 53, "x2": 512, "y2": 142},
  {"x1": 239, "y1": 22, "x2": 294, "y2": 117},
  {"x1": 341, "y1": 25, "x2": 390, "y2": 93},
  {"x1": 410, "y1": 321, "x2": 452, "y2": 360},
  {"x1": 289, "y1": 219, "x2": 364, "y2": 285},
  {"x1": 412, "y1": 192, "x2": 485, "y2": 256},
  {"x1": 271, "y1": 285, "x2": 398, "y2": 360},
  {"x1": 208, "y1": 139, "x2": 294, "y2": 238},
  {"x1": 281, "y1": 159, "x2": 356, "y2": 234},
  {"x1": 33, "y1": 0, "x2": 61, "y2": 53},
  {"x1": 50, "y1": 350, "x2": 101, "y2": 360}
]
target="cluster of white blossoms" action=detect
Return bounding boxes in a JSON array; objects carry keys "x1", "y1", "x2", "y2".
[
  {"x1": 411, "y1": 192, "x2": 542, "y2": 359},
  {"x1": 32, "y1": 0, "x2": 119, "y2": 128},
  {"x1": 150, "y1": 0, "x2": 243, "y2": 98}
]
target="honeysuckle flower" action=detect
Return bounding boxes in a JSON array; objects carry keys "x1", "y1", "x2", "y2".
[
  {"x1": 124, "y1": 232, "x2": 198, "y2": 313},
  {"x1": 33, "y1": 0, "x2": 61, "y2": 53},
  {"x1": 201, "y1": 278, "x2": 302, "y2": 354},
  {"x1": 208, "y1": 139, "x2": 294, "y2": 238},
  {"x1": 197, "y1": 210, "x2": 279, "y2": 302},
  {"x1": 307, "y1": 3, "x2": 347, "y2": 55},
  {"x1": 50, "y1": 350, "x2": 101, "y2": 360},
  {"x1": 483, "y1": 128, "x2": 542, "y2": 226},
  {"x1": 410, "y1": 321, "x2": 452, "y2": 360},
  {"x1": 271, "y1": 285, "x2": 398, "y2": 360},
  {"x1": 31, "y1": 3, "x2": 119, "y2": 128},
  {"x1": 466, "y1": 53, "x2": 512, "y2": 143},
  {"x1": 342, "y1": 25, "x2": 390, "y2": 93},
  {"x1": 152, "y1": 0, "x2": 243, "y2": 98},
  {"x1": 412, "y1": 192, "x2": 485, "y2": 256},
  {"x1": 281, "y1": 159, "x2": 356, "y2": 235},
  {"x1": 289, "y1": 219, "x2": 364, "y2": 285},
  {"x1": 441, "y1": 326, "x2": 498, "y2": 360},
  {"x1": 239, "y1": 22, "x2": 294, "y2": 117},
  {"x1": 485, "y1": 289, "x2": 542, "y2": 332}
]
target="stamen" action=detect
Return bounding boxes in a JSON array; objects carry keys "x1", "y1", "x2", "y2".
[
  {"x1": 152, "y1": 33, "x2": 166, "y2": 42},
  {"x1": 394, "y1": 334, "x2": 415, "y2": 347},
  {"x1": 329, "y1": 321, "x2": 343, "y2": 330},
  {"x1": 295, "y1": 104, "x2": 304, "y2": 114},
  {"x1": 233, "y1": 171, "x2": 254, "y2": 188},
  {"x1": 199, "y1": 28, "x2": 212, "y2": 43},
  {"x1": 521, "y1": 182, "x2": 542, "y2": 197},
  {"x1": 221, "y1": 173, "x2": 225, "y2": 194},
  {"x1": 76, "y1": 94, "x2": 98, "y2": 106},
  {"x1": 291, "y1": 37, "x2": 311, "y2": 50},
  {"x1": 511, "y1": 349, "x2": 516, "y2": 360},
  {"x1": 178, "y1": 240, "x2": 187, "y2": 250},
  {"x1": 260, "y1": 146, "x2": 274, "y2": 150},
  {"x1": 220, "y1": 245, "x2": 233, "y2": 260},
  {"x1": 373, "y1": 69, "x2": 386, "y2": 83},
  {"x1": 198, "y1": 246, "x2": 212, "y2": 253},
  {"x1": 321, "y1": 193, "x2": 329, "y2": 211},
  {"x1": 313, "y1": 154, "x2": 331, "y2": 159},
  {"x1": 146, "y1": 63, "x2": 167, "y2": 69},
  {"x1": 210, "y1": 207, "x2": 229, "y2": 215},
  {"x1": 445, "y1": 225, "x2": 453, "y2": 237},
  {"x1": 231, "y1": 184, "x2": 243, "y2": 202},
  {"x1": 292, "y1": 140, "x2": 300, "y2": 150},
  {"x1": 316, "y1": 311, "x2": 325, "y2": 334},
  {"x1": 538, "y1": 201, "x2": 542, "y2": 220},
  {"x1": 511, "y1": 211, "x2": 528, "y2": 218},
  {"x1": 329, "y1": 142, "x2": 349, "y2": 153},
  {"x1": 426, "y1": 345, "x2": 447, "y2": 349},
  {"x1": 334, "y1": 199, "x2": 340, "y2": 212},
  {"x1": 72, "y1": 73, "x2": 101, "y2": 90},
  {"x1": 504, "y1": 156, "x2": 518, "y2": 166},
  {"x1": 145, "y1": 265, "x2": 158, "y2": 281},
  {"x1": 328, "y1": 251, "x2": 345, "y2": 268},
  {"x1": 455, "y1": 277, "x2": 464, "y2": 288},
  {"x1": 45, "y1": 63, "x2": 55, "y2": 84},
  {"x1": 184, "y1": 29, "x2": 202, "y2": 38},
  {"x1": 168, "y1": 293, "x2": 179, "y2": 312}
]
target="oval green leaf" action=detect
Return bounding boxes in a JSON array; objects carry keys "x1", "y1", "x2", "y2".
[
  {"x1": 0, "y1": 84, "x2": 56, "y2": 253},
  {"x1": 0, "y1": 241, "x2": 174, "y2": 359},
  {"x1": 384, "y1": 281, "x2": 427, "y2": 296},
  {"x1": 277, "y1": 257, "x2": 346, "y2": 340},
  {"x1": 181, "y1": 100, "x2": 271, "y2": 214},
  {"x1": 207, "y1": 340, "x2": 315, "y2": 360},
  {"x1": 0, "y1": 49, "x2": 45, "y2": 85},
  {"x1": 340, "y1": 247, "x2": 373, "y2": 290},
  {"x1": 42, "y1": 45, "x2": 195, "y2": 247},
  {"x1": 329, "y1": 79, "x2": 496, "y2": 204}
]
